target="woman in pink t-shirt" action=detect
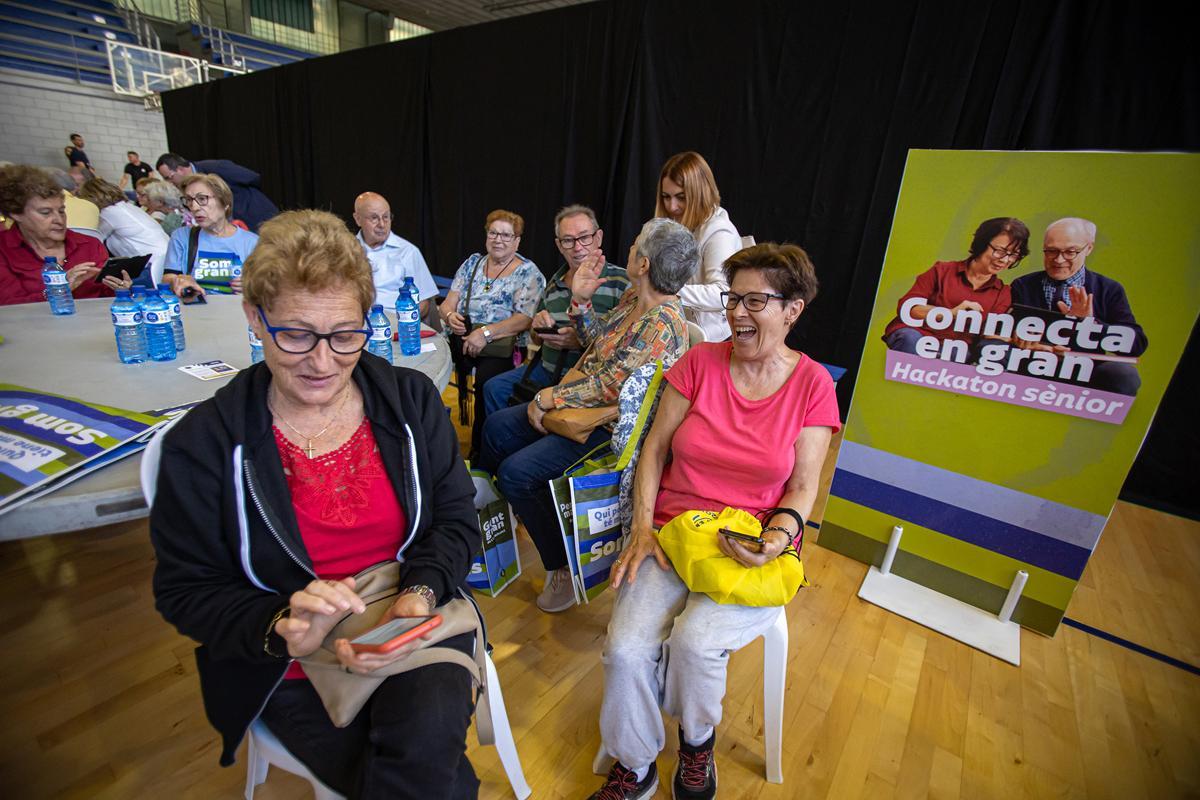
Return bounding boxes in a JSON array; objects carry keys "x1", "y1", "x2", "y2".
[{"x1": 588, "y1": 244, "x2": 841, "y2": 800}]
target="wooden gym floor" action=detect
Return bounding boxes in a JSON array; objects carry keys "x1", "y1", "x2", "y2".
[{"x1": 0, "y1": 384, "x2": 1197, "y2": 799}]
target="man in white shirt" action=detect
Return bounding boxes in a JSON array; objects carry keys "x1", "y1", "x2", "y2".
[{"x1": 353, "y1": 191, "x2": 438, "y2": 317}]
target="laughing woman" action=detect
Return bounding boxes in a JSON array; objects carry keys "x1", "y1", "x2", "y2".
[{"x1": 589, "y1": 243, "x2": 840, "y2": 800}]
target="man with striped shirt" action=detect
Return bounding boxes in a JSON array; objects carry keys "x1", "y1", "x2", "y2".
[{"x1": 483, "y1": 204, "x2": 629, "y2": 412}]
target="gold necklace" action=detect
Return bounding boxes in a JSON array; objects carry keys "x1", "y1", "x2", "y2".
[
  {"x1": 484, "y1": 254, "x2": 516, "y2": 291},
  {"x1": 269, "y1": 387, "x2": 351, "y2": 459}
]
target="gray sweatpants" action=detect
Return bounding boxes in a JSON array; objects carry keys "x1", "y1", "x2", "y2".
[{"x1": 598, "y1": 562, "x2": 782, "y2": 771}]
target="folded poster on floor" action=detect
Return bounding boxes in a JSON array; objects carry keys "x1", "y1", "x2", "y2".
[
  {"x1": 569, "y1": 471, "x2": 626, "y2": 603},
  {"x1": 466, "y1": 469, "x2": 521, "y2": 597}
]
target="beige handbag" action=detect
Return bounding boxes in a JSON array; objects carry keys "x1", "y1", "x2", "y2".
[
  {"x1": 541, "y1": 365, "x2": 618, "y2": 443},
  {"x1": 298, "y1": 561, "x2": 494, "y2": 742}
]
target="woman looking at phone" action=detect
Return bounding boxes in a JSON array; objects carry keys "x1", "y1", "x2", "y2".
[
  {"x1": 587, "y1": 244, "x2": 840, "y2": 800},
  {"x1": 149, "y1": 210, "x2": 482, "y2": 798}
]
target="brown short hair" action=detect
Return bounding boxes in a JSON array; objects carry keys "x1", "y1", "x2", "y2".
[
  {"x1": 723, "y1": 243, "x2": 819, "y2": 307},
  {"x1": 485, "y1": 209, "x2": 524, "y2": 237},
  {"x1": 77, "y1": 177, "x2": 127, "y2": 209},
  {"x1": 0, "y1": 165, "x2": 61, "y2": 215},
  {"x1": 180, "y1": 173, "x2": 234, "y2": 217},
  {"x1": 654, "y1": 151, "x2": 721, "y2": 233},
  {"x1": 242, "y1": 210, "x2": 375, "y2": 314}
]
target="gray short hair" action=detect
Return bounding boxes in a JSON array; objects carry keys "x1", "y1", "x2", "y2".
[
  {"x1": 44, "y1": 167, "x2": 76, "y2": 192},
  {"x1": 143, "y1": 179, "x2": 183, "y2": 210},
  {"x1": 554, "y1": 204, "x2": 600, "y2": 236},
  {"x1": 636, "y1": 217, "x2": 698, "y2": 295}
]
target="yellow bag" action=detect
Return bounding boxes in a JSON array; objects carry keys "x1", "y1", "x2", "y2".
[{"x1": 656, "y1": 507, "x2": 808, "y2": 607}]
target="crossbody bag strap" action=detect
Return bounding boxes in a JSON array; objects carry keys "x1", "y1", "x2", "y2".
[{"x1": 186, "y1": 225, "x2": 201, "y2": 274}]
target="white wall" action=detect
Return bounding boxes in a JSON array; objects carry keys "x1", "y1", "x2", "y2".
[{"x1": 0, "y1": 69, "x2": 169, "y2": 184}]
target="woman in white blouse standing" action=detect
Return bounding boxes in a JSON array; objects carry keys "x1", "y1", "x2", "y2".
[
  {"x1": 77, "y1": 177, "x2": 170, "y2": 286},
  {"x1": 654, "y1": 151, "x2": 742, "y2": 342}
]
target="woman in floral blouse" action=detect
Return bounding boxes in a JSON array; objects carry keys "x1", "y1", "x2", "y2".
[
  {"x1": 477, "y1": 218, "x2": 694, "y2": 613},
  {"x1": 439, "y1": 209, "x2": 545, "y2": 459}
]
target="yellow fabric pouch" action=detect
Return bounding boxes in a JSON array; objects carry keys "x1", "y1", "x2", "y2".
[{"x1": 656, "y1": 507, "x2": 808, "y2": 607}]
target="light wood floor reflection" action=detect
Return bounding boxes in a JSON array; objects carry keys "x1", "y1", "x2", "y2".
[{"x1": 1, "y1": 398, "x2": 1198, "y2": 798}]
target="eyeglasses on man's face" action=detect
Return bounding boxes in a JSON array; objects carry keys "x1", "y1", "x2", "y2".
[
  {"x1": 362, "y1": 213, "x2": 392, "y2": 225},
  {"x1": 721, "y1": 291, "x2": 788, "y2": 312},
  {"x1": 486, "y1": 229, "x2": 516, "y2": 242},
  {"x1": 257, "y1": 306, "x2": 371, "y2": 354},
  {"x1": 556, "y1": 230, "x2": 597, "y2": 249},
  {"x1": 182, "y1": 193, "x2": 212, "y2": 208},
  {"x1": 1042, "y1": 247, "x2": 1087, "y2": 261}
]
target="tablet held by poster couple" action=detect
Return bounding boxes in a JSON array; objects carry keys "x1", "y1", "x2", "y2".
[{"x1": 825, "y1": 149, "x2": 1200, "y2": 643}]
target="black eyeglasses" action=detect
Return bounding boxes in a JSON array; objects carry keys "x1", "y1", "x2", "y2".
[
  {"x1": 721, "y1": 291, "x2": 788, "y2": 312},
  {"x1": 556, "y1": 230, "x2": 597, "y2": 249},
  {"x1": 1043, "y1": 247, "x2": 1087, "y2": 261},
  {"x1": 486, "y1": 230, "x2": 517, "y2": 242},
  {"x1": 182, "y1": 193, "x2": 212, "y2": 208},
  {"x1": 257, "y1": 306, "x2": 371, "y2": 354}
]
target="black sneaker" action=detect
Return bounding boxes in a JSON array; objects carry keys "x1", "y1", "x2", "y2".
[
  {"x1": 589, "y1": 761, "x2": 658, "y2": 800},
  {"x1": 673, "y1": 728, "x2": 717, "y2": 799}
]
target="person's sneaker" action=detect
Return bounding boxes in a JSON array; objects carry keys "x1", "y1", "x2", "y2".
[
  {"x1": 588, "y1": 761, "x2": 658, "y2": 800},
  {"x1": 673, "y1": 727, "x2": 716, "y2": 799},
  {"x1": 536, "y1": 567, "x2": 576, "y2": 613}
]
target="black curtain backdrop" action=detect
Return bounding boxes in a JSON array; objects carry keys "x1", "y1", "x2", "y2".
[{"x1": 161, "y1": 0, "x2": 1200, "y2": 516}]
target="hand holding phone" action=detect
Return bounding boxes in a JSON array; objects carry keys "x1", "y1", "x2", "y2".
[
  {"x1": 534, "y1": 325, "x2": 561, "y2": 335},
  {"x1": 349, "y1": 614, "x2": 442, "y2": 654},
  {"x1": 718, "y1": 527, "x2": 765, "y2": 553}
]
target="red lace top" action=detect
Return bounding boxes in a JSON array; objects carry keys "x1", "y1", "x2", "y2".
[{"x1": 275, "y1": 417, "x2": 407, "y2": 679}]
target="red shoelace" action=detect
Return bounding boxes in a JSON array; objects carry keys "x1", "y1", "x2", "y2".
[
  {"x1": 678, "y1": 747, "x2": 713, "y2": 788},
  {"x1": 596, "y1": 763, "x2": 641, "y2": 800}
]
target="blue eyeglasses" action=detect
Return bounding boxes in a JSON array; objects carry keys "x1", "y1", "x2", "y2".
[{"x1": 256, "y1": 306, "x2": 371, "y2": 354}]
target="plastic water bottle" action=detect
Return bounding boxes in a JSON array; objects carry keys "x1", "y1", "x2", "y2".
[
  {"x1": 248, "y1": 326, "x2": 264, "y2": 364},
  {"x1": 403, "y1": 276, "x2": 419, "y2": 305},
  {"x1": 396, "y1": 286, "x2": 421, "y2": 357},
  {"x1": 368, "y1": 304, "x2": 394, "y2": 363},
  {"x1": 142, "y1": 290, "x2": 176, "y2": 361},
  {"x1": 158, "y1": 286, "x2": 186, "y2": 352},
  {"x1": 110, "y1": 289, "x2": 147, "y2": 363},
  {"x1": 42, "y1": 256, "x2": 75, "y2": 315}
]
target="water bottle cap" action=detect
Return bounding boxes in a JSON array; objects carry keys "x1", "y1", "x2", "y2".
[
  {"x1": 116, "y1": 288, "x2": 131, "y2": 297},
  {"x1": 371, "y1": 304, "x2": 384, "y2": 313}
]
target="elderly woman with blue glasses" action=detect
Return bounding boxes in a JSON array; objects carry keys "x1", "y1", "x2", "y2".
[{"x1": 149, "y1": 210, "x2": 483, "y2": 799}]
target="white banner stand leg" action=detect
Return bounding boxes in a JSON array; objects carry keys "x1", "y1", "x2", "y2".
[{"x1": 857, "y1": 526, "x2": 1024, "y2": 665}]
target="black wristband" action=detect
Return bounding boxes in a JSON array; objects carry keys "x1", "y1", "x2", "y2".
[{"x1": 764, "y1": 507, "x2": 806, "y2": 550}]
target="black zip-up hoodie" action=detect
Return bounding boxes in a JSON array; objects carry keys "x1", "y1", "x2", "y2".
[{"x1": 149, "y1": 354, "x2": 480, "y2": 766}]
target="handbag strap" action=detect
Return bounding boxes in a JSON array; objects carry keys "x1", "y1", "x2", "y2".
[
  {"x1": 461, "y1": 253, "x2": 484, "y2": 320},
  {"x1": 613, "y1": 361, "x2": 664, "y2": 472},
  {"x1": 186, "y1": 225, "x2": 201, "y2": 274}
]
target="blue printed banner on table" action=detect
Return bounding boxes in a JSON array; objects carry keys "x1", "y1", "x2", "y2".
[
  {"x1": 0, "y1": 384, "x2": 169, "y2": 514},
  {"x1": 821, "y1": 150, "x2": 1200, "y2": 636}
]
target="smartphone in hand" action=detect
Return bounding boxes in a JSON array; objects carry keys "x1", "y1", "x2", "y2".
[
  {"x1": 718, "y1": 527, "x2": 765, "y2": 553},
  {"x1": 534, "y1": 325, "x2": 560, "y2": 335},
  {"x1": 349, "y1": 614, "x2": 442, "y2": 654}
]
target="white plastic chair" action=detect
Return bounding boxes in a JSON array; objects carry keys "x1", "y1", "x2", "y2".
[
  {"x1": 685, "y1": 320, "x2": 706, "y2": 346},
  {"x1": 592, "y1": 606, "x2": 789, "y2": 783},
  {"x1": 139, "y1": 421, "x2": 532, "y2": 800},
  {"x1": 740, "y1": 234, "x2": 757, "y2": 249}
]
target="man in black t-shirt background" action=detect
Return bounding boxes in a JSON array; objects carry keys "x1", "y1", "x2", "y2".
[{"x1": 120, "y1": 151, "x2": 154, "y2": 194}]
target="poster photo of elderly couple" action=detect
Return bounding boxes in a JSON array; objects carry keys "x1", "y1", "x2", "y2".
[{"x1": 868, "y1": 150, "x2": 1198, "y2": 427}]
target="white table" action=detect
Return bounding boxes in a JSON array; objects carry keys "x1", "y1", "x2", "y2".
[{"x1": 0, "y1": 296, "x2": 451, "y2": 540}]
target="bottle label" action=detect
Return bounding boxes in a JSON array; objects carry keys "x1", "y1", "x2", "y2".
[
  {"x1": 168, "y1": 301, "x2": 181, "y2": 317},
  {"x1": 43, "y1": 272, "x2": 68, "y2": 286},
  {"x1": 112, "y1": 310, "x2": 142, "y2": 326},
  {"x1": 399, "y1": 310, "x2": 420, "y2": 324},
  {"x1": 248, "y1": 329, "x2": 263, "y2": 346},
  {"x1": 145, "y1": 310, "x2": 170, "y2": 325},
  {"x1": 371, "y1": 327, "x2": 393, "y2": 341}
]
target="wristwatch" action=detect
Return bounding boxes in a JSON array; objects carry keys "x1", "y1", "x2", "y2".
[
  {"x1": 481, "y1": 326, "x2": 494, "y2": 342},
  {"x1": 400, "y1": 584, "x2": 437, "y2": 611},
  {"x1": 534, "y1": 391, "x2": 548, "y2": 411}
]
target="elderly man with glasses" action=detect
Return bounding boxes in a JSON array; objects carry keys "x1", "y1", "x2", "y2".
[
  {"x1": 482, "y1": 204, "x2": 630, "y2": 414},
  {"x1": 1009, "y1": 217, "x2": 1147, "y2": 395},
  {"x1": 352, "y1": 191, "x2": 438, "y2": 318}
]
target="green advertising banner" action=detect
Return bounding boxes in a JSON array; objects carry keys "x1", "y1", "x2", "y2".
[{"x1": 822, "y1": 150, "x2": 1200, "y2": 636}]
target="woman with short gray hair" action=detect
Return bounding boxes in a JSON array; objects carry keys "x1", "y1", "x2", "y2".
[{"x1": 477, "y1": 218, "x2": 693, "y2": 614}]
